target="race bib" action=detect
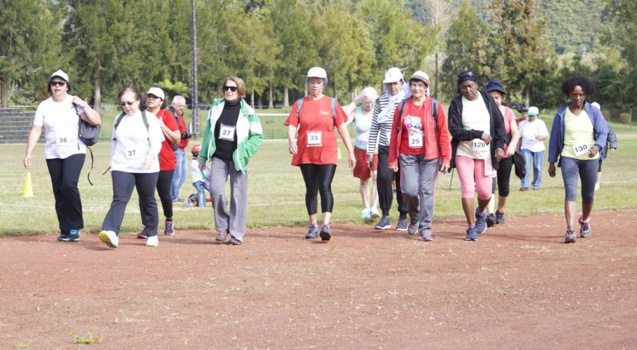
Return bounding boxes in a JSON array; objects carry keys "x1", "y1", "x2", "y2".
[
  {"x1": 307, "y1": 131, "x2": 322, "y2": 147},
  {"x1": 472, "y1": 139, "x2": 488, "y2": 152},
  {"x1": 125, "y1": 147, "x2": 141, "y2": 160},
  {"x1": 409, "y1": 132, "x2": 423, "y2": 148},
  {"x1": 56, "y1": 133, "x2": 72, "y2": 146},
  {"x1": 219, "y1": 124, "x2": 235, "y2": 142},
  {"x1": 573, "y1": 143, "x2": 589, "y2": 157}
]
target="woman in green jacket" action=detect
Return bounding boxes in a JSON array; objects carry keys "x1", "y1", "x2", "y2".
[{"x1": 199, "y1": 76, "x2": 263, "y2": 245}]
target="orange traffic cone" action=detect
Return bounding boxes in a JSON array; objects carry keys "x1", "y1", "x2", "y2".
[{"x1": 22, "y1": 172, "x2": 34, "y2": 197}]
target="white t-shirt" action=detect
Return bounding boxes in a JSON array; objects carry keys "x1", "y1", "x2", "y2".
[
  {"x1": 110, "y1": 111, "x2": 164, "y2": 173},
  {"x1": 33, "y1": 95, "x2": 86, "y2": 159},
  {"x1": 519, "y1": 119, "x2": 548, "y2": 152},
  {"x1": 191, "y1": 159, "x2": 211, "y2": 183},
  {"x1": 457, "y1": 94, "x2": 491, "y2": 160}
]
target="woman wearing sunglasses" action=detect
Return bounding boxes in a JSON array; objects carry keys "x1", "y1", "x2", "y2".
[
  {"x1": 24, "y1": 70, "x2": 101, "y2": 243},
  {"x1": 198, "y1": 76, "x2": 263, "y2": 245},
  {"x1": 98, "y1": 86, "x2": 165, "y2": 248}
]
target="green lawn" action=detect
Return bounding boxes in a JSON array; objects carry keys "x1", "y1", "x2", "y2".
[{"x1": 1, "y1": 116, "x2": 635, "y2": 237}]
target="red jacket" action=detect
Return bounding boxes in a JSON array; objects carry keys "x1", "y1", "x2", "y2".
[{"x1": 388, "y1": 97, "x2": 451, "y2": 167}]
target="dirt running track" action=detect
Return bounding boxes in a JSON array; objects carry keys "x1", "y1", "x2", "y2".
[{"x1": 1, "y1": 210, "x2": 636, "y2": 349}]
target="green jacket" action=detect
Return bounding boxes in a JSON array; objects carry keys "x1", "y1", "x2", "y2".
[{"x1": 199, "y1": 98, "x2": 263, "y2": 173}]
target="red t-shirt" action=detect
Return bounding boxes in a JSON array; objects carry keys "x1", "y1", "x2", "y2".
[
  {"x1": 155, "y1": 109, "x2": 178, "y2": 171},
  {"x1": 175, "y1": 113, "x2": 189, "y2": 150},
  {"x1": 284, "y1": 96, "x2": 347, "y2": 166}
]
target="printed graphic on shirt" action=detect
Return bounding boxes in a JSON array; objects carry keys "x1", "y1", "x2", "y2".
[{"x1": 404, "y1": 115, "x2": 423, "y2": 148}]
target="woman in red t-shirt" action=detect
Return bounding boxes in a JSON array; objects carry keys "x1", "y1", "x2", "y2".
[
  {"x1": 284, "y1": 67, "x2": 355, "y2": 242},
  {"x1": 144, "y1": 87, "x2": 181, "y2": 237}
]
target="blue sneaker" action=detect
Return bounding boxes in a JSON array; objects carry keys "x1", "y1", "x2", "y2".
[
  {"x1": 565, "y1": 229, "x2": 577, "y2": 244},
  {"x1": 475, "y1": 208, "x2": 487, "y2": 234},
  {"x1": 407, "y1": 223, "x2": 418, "y2": 236},
  {"x1": 68, "y1": 230, "x2": 81, "y2": 242},
  {"x1": 57, "y1": 232, "x2": 70, "y2": 242},
  {"x1": 465, "y1": 226, "x2": 478, "y2": 241},
  {"x1": 320, "y1": 224, "x2": 332, "y2": 241},
  {"x1": 305, "y1": 224, "x2": 319, "y2": 239}
]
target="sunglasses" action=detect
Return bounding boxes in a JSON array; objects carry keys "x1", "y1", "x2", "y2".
[
  {"x1": 50, "y1": 81, "x2": 66, "y2": 87},
  {"x1": 120, "y1": 100, "x2": 138, "y2": 107},
  {"x1": 222, "y1": 86, "x2": 238, "y2": 92}
]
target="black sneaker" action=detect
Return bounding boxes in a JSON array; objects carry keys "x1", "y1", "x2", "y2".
[
  {"x1": 305, "y1": 224, "x2": 319, "y2": 239},
  {"x1": 495, "y1": 211, "x2": 505, "y2": 225},
  {"x1": 57, "y1": 232, "x2": 70, "y2": 242},
  {"x1": 164, "y1": 221, "x2": 174, "y2": 236},
  {"x1": 486, "y1": 213, "x2": 496, "y2": 228},
  {"x1": 68, "y1": 230, "x2": 81, "y2": 242},
  {"x1": 579, "y1": 217, "x2": 592, "y2": 238},
  {"x1": 320, "y1": 224, "x2": 332, "y2": 241},
  {"x1": 374, "y1": 216, "x2": 391, "y2": 230}
]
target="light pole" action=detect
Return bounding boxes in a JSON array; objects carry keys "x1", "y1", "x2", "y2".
[{"x1": 191, "y1": 0, "x2": 199, "y2": 138}]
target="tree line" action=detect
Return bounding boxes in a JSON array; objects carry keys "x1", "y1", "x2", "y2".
[{"x1": 1, "y1": 0, "x2": 635, "y2": 115}]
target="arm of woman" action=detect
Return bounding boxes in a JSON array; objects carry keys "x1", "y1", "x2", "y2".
[
  {"x1": 159, "y1": 112, "x2": 181, "y2": 144},
  {"x1": 72, "y1": 96, "x2": 101, "y2": 126},
  {"x1": 287, "y1": 125, "x2": 298, "y2": 155},
  {"x1": 24, "y1": 125, "x2": 43, "y2": 169},
  {"x1": 447, "y1": 99, "x2": 482, "y2": 141},
  {"x1": 342, "y1": 102, "x2": 357, "y2": 126},
  {"x1": 388, "y1": 102, "x2": 401, "y2": 172},
  {"x1": 337, "y1": 123, "x2": 356, "y2": 170},
  {"x1": 506, "y1": 118, "x2": 520, "y2": 156}
]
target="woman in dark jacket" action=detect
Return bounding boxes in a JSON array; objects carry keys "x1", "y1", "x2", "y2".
[{"x1": 447, "y1": 70, "x2": 506, "y2": 241}]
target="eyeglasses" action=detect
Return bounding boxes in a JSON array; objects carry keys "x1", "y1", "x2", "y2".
[
  {"x1": 222, "y1": 86, "x2": 238, "y2": 92},
  {"x1": 146, "y1": 94, "x2": 161, "y2": 100},
  {"x1": 120, "y1": 100, "x2": 138, "y2": 107},
  {"x1": 50, "y1": 81, "x2": 66, "y2": 87}
]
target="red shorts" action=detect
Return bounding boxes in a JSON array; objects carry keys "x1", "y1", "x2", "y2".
[{"x1": 353, "y1": 147, "x2": 378, "y2": 180}]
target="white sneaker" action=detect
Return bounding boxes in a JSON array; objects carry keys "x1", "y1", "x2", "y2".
[
  {"x1": 594, "y1": 183, "x2": 600, "y2": 191},
  {"x1": 146, "y1": 235, "x2": 159, "y2": 247},
  {"x1": 370, "y1": 207, "x2": 380, "y2": 219},
  {"x1": 359, "y1": 207, "x2": 371, "y2": 219},
  {"x1": 99, "y1": 230, "x2": 119, "y2": 249}
]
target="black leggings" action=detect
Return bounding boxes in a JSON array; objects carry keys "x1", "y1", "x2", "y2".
[
  {"x1": 300, "y1": 164, "x2": 337, "y2": 215},
  {"x1": 141, "y1": 169, "x2": 174, "y2": 223},
  {"x1": 46, "y1": 154, "x2": 85, "y2": 233},
  {"x1": 496, "y1": 156, "x2": 513, "y2": 197}
]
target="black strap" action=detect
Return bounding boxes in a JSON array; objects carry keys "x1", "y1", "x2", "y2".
[{"x1": 86, "y1": 146, "x2": 95, "y2": 186}]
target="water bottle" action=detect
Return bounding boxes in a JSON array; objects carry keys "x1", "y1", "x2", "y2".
[{"x1": 197, "y1": 182, "x2": 206, "y2": 207}]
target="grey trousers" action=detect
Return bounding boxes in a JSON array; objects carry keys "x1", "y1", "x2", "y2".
[
  {"x1": 210, "y1": 157, "x2": 249, "y2": 241},
  {"x1": 399, "y1": 154, "x2": 440, "y2": 229}
]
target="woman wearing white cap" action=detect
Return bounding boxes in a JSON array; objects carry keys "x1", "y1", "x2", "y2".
[
  {"x1": 519, "y1": 106, "x2": 548, "y2": 191},
  {"x1": 388, "y1": 71, "x2": 451, "y2": 242},
  {"x1": 367, "y1": 67, "x2": 409, "y2": 231},
  {"x1": 24, "y1": 70, "x2": 101, "y2": 242},
  {"x1": 284, "y1": 67, "x2": 355, "y2": 241},
  {"x1": 343, "y1": 87, "x2": 380, "y2": 219},
  {"x1": 141, "y1": 87, "x2": 181, "y2": 237}
]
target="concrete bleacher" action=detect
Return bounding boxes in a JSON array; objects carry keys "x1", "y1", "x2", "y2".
[{"x1": 0, "y1": 108, "x2": 43, "y2": 143}]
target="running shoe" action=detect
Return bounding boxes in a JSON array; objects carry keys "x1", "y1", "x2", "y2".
[
  {"x1": 320, "y1": 224, "x2": 332, "y2": 241},
  {"x1": 164, "y1": 221, "x2": 174, "y2": 236},
  {"x1": 564, "y1": 229, "x2": 577, "y2": 243},
  {"x1": 99, "y1": 230, "x2": 119, "y2": 249},
  {"x1": 374, "y1": 216, "x2": 391, "y2": 230},
  {"x1": 68, "y1": 230, "x2": 81, "y2": 242},
  {"x1": 229, "y1": 236, "x2": 243, "y2": 245},
  {"x1": 495, "y1": 211, "x2": 505, "y2": 225},
  {"x1": 486, "y1": 213, "x2": 496, "y2": 228},
  {"x1": 396, "y1": 216, "x2": 408, "y2": 231},
  {"x1": 146, "y1": 235, "x2": 159, "y2": 247},
  {"x1": 137, "y1": 227, "x2": 148, "y2": 239},
  {"x1": 407, "y1": 223, "x2": 418, "y2": 236},
  {"x1": 216, "y1": 230, "x2": 228, "y2": 242},
  {"x1": 419, "y1": 228, "x2": 433, "y2": 242},
  {"x1": 359, "y1": 208, "x2": 371, "y2": 219},
  {"x1": 465, "y1": 226, "x2": 478, "y2": 241},
  {"x1": 370, "y1": 208, "x2": 380, "y2": 219},
  {"x1": 305, "y1": 224, "x2": 319, "y2": 239},
  {"x1": 475, "y1": 208, "x2": 487, "y2": 234},
  {"x1": 57, "y1": 232, "x2": 70, "y2": 242},
  {"x1": 579, "y1": 217, "x2": 592, "y2": 238}
]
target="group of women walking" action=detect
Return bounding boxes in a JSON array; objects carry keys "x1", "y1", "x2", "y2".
[{"x1": 25, "y1": 68, "x2": 609, "y2": 247}]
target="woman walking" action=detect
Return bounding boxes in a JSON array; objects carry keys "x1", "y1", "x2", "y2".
[
  {"x1": 548, "y1": 76, "x2": 608, "y2": 243},
  {"x1": 24, "y1": 70, "x2": 101, "y2": 242},
  {"x1": 285, "y1": 67, "x2": 355, "y2": 241},
  {"x1": 199, "y1": 76, "x2": 263, "y2": 245}
]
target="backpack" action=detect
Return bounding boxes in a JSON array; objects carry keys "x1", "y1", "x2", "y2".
[
  {"x1": 165, "y1": 106, "x2": 183, "y2": 151},
  {"x1": 295, "y1": 97, "x2": 338, "y2": 119},
  {"x1": 73, "y1": 105, "x2": 99, "y2": 185}
]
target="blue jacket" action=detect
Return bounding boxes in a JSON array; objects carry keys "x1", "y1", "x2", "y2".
[{"x1": 548, "y1": 101, "x2": 608, "y2": 165}]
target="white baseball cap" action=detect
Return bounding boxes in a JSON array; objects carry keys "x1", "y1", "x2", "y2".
[
  {"x1": 307, "y1": 67, "x2": 327, "y2": 79},
  {"x1": 528, "y1": 106, "x2": 539, "y2": 116},
  {"x1": 51, "y1": 70, "x2": 69, "y2": 83},
  {"x1": 147, "y1": 87, "x2": 165, "y2": 100},
  {"x1": 383, "y1": 67, "x2": 404, "y2": 84}
]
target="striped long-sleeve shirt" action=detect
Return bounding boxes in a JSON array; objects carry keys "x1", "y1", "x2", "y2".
[{"x1": 367, "y1": 94, "x2": 400, "y2": 154}]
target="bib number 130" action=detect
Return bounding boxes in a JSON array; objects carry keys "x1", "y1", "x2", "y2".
[{"x1": 573, "y1": 143, "x2": 589, "y2": 157}]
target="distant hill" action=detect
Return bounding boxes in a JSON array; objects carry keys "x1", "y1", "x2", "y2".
[{"x1": 406, "y1": 0, "x2": 606, "y2": 54}]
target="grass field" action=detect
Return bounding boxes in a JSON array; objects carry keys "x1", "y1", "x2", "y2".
[{"x1": 1, "y1": 114, "x2": 635, "y2": 237}]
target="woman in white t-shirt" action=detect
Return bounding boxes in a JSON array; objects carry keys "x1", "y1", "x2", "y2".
[
  {"x1": 24, "y1": 70, "x2": 101, "y2": 243},
  {"x1": 98, "y1": 86, "x2": 164, "y2": 249},
  {"x1": 519, "y1": 106, "x2": 548, "y2": 191}
]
